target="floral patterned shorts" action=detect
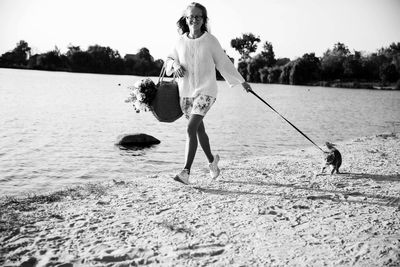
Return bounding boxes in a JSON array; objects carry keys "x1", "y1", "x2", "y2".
[{"x1": 180, "y1": 94, "x2": 216, "y2": 119}]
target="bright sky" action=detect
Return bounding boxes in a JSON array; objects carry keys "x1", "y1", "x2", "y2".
[{"x1": 1, "y1": 0, "x2": 399, "y2": 62}]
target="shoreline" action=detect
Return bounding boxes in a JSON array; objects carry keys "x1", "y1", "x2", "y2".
[
  {"x1": 1, "y1": 133, "x2": 399, "y2": 266},
  {"x1": 309, "y1": 81, "x2": 399, "y2": 90},
  {"x1": 2, "y1": 67, "x2": 399, "y2": 91}
]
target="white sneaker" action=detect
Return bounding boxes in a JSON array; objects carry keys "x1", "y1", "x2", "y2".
[
  {"x1": 173, "y1": 169, "x2": 190, "y2": 185},
  {"x1": 209, "y1": 154, "x2": 220, "y2": 179}
]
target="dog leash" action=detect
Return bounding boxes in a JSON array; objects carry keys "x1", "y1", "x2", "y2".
[{"x1": 249, "y1": 89, "x2": 325, "y2": 153}]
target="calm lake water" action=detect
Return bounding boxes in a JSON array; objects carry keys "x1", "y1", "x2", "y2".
[{"x1": 1, "y1": 68, "x2": 399, "y2": 196}]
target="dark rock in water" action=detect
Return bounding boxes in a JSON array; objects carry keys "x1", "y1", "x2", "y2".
[{"x1": 117, "y1": 133, "x2": 160, "y2": 148}]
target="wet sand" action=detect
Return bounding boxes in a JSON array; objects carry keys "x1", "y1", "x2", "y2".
[{"x1": 1, "y1": 133, "x2": 399, "y2": 266}]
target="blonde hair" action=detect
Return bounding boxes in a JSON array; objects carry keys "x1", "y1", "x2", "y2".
[{"x1": 176, "y1": 2, "x2": 209, "y2": 35}]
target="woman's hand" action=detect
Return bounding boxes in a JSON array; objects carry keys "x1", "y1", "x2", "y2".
[
  {"x1": 174, "y1": 64, "x2": 186, "y2": 78},
  {"x1": 242, "y1": 82, "x2": 252, "y2": 92}
]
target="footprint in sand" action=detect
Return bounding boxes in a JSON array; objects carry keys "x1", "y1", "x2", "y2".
[
  {"x1": 334, "y1": 182, "x2": 348, "y2": 188},
  {"x1": 292, "y1": 205, "x2": 310, "y2": 209},
  {"x1": 306, "y1": 194, "x2": 344, "y2": 203},
  {"x1": 258, "y1": 206, "x2": 290, "y2": 221},
  {"x1": 387, "y1": 197, "x2": 400, "y2": 206},
  {"x1": 175, "y1": 243, "x2": 225, "y2": 260}
]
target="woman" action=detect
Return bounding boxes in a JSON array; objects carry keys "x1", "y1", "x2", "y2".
[{"x1": 166, "y1": 2, "x2": 252, "y2": 185}]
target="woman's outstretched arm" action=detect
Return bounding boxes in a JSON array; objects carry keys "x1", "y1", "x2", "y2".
[{"x1": 211, "y1": 35, "x2": 245, "y2": 87}]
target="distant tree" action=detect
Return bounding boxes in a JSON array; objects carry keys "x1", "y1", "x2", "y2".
[
  {"x1": 0, "y1": 40, "x2": 31, "y2": 67},
  {"x1": 66, "y1": 45, "x2": 83, "y2": 71},
  {"x1": 27, "y1": 54, "x2": 39, "y2": 69},
  {"x1": 267, "y1": 67, "x2": 282, "y2": 83},
  {"x1": 247, "y1": 54, "x2": 269, "y2": 82},
  {"x1": 87, "y1": 45, "x2": 110, "y2": 73},
  {"x1": 260, "y1": 41, "x2": 276, "y2": 67},
  {"x1": 378, "y1": 42, "x2": 400, "y2": 77},
  {"x1": 259, "y1": 67, "x2": 269, "y2": 83},
  {"x1": 320, "y1": 42, "x2": 350, "y2": 80},
  {"x1": 380, "y1": 63, "x2": 399, "y2": 83},
  {"x1": 137, "y1": 47, "x2": 154, "y2": 62},
  {"x1": 29, "y1": 47, "x2": 67, "y2": 71},
  {"x1": 388, "y1": 42, "x2": 400, "y2": 75},
  {"x1": 332, "y1": 42, "x2": 350, "y2": 57},
  {"x1": 123, "y1": 47, "x2": 162, "y2": 76},
  {"x1": 14, "y1": 40, "x2": 31, "y2": 64},
  {"x1": 129, "y1": 48, "x2": 152, "y2": 75},
  {"x1": 290, "y1": 53, "x2": 321, "y2": 85},
  {"x1": 123, "y1": 56, "x2": 137, "y2": 75},
  {"x1": 84, "y1": 45, "x2": 123, "y2": 74},
  {"x1": 0, "y1": 51, "x2": 17, "y2": 67},
  {"x1": 378, "y1": 42, "x2": 400, "y2": 57},
  {"x1": 396, "y1": 79, "x2": 400, "y2": 90},
  {"x1": 388, "y1": 42, "x2": 400, "y2": 54},
  {"x1": 275, "y1": 58, "x2": 291, "y2": 67},
  {"x1": 66, "y1": 45, "x2": 81, "y2": 58},
  {"x1": 392, "y1": 54, "x2": 400, "y2": 79},
  {"x1": 343, "y1": 51, "x2": 363, "y2": 80},
  {"x1": 230, "y1": 33, "x2": 261, "y2": 60},
  {"x1": 237, "y1": 61, "x2": 249, "y2": 81},
  {"x1": 279, "y1": 62, "x2": 293, "y2": 84},
  {"x1": 69, "y1": 51, "x2": 93, "y2": 72},
  {"x1": 359, "y1": 53, "x2": 381, "y2": 81}
]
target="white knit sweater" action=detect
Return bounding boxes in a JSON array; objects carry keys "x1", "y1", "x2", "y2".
[{"x1": 166, "y1": 32, "x2": 245, "y2": 98}]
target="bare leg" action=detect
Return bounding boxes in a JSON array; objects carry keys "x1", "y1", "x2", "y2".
[
  {"x1": 197, "y1": 121, "x2": 214, "y2": 163},
  {"x1": 184, "y1": 114, "x2": 204, "y2": 172}
]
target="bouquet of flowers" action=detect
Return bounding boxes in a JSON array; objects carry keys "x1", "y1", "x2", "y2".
[{"x1": 125, "y1": 78, "x2": 157, "y2": 113}]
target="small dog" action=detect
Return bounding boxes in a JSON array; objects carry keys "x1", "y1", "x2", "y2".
[{"x1": 321, "y1": 142, "x2": 342, "y2": 175}]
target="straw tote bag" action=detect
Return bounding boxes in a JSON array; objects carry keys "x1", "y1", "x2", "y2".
[{"x1": 150, "y1": 65, "x2": 183, "y2": 123}]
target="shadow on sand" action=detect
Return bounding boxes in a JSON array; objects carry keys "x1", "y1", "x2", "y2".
[
  {"x1": 194, "y1": 172, "x2": 400, "y2": 208},
  {"x1": 344, "y1": 172, "x2": 400, "y2": 182}
]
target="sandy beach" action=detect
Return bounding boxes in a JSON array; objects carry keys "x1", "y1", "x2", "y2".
[{"x1": 1, "y1": 133, "x2": 399, "y2": 266}]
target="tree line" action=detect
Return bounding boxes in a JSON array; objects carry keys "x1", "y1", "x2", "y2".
[
  {"x1": 230, "y1": 33, "x2": 400, "y2": 88},
  {"x1": 1, "y1": 38, "x2": 400, "y2": 89},
  {"x1": 0, "y1": 40, "x2": 163, "y2": 76}
]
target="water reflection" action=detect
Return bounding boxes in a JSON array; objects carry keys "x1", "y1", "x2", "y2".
[{"x1": 116, "y1": 143, "x2": 159, "y2": 156}]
